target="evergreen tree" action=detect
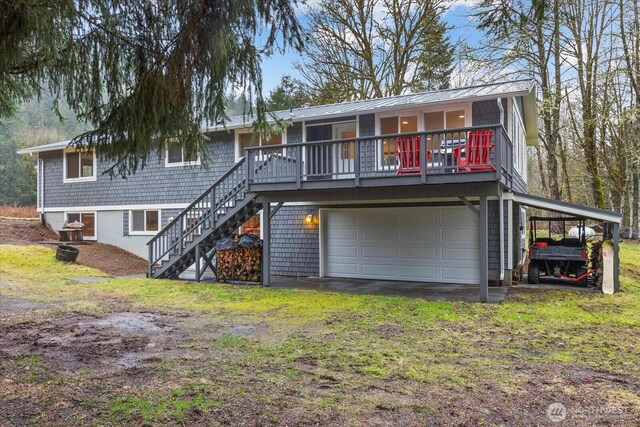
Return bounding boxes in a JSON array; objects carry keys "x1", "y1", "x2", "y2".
[
  {"x1": 266, "y1": 75, "x2": 312, "y2": 110},
  {"x1": 0, "y1": 0, "x2": 303, "y2": 177}
]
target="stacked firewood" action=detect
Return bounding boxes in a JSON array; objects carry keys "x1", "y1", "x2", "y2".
[
  {"x1": 589, "y1": 241, "x2": 603, "y2": 288},
  {"x1": 216, "y1": 235, "x2": 262, "y2": 283}
]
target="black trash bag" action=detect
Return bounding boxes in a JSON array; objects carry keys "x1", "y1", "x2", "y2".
[
  {"x1": 216, "y1": 235, "x2": 235, "y2": 250},
  {"x1": 238, "y1": 233, "x2": 261, "y2": 248}
]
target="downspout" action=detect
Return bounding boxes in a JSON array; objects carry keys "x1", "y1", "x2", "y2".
[
  {"x1": 499, "y1": 187, "x2": 505, "y2": 285},
  {"x1": 497, "y1": 98, "x2": 506, "y2": 285},
  {"x1": 39, "y1": 155, "x2": 45, "y2": 226}
]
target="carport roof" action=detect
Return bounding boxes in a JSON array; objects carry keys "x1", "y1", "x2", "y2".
[{"x1": 512, "y1": 192, "x2": 622, "y2": 223}]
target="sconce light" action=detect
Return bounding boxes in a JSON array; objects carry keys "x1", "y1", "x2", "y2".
[{"x1": 305, "y1": 214, "x2": 318, "y2": 225}]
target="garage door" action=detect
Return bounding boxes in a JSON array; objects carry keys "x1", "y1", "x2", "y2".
[{"x1": 322, "y1": 206, "x2": 480, "y2": 284}]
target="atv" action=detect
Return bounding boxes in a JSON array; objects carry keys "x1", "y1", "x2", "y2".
[{"x1": 527, "y1": 216, "x2": 592, "y2": 286}]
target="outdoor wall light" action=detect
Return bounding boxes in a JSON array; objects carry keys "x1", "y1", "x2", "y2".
[{"x1": 305, "y1": 214, "x2": 318, "y2": 225}]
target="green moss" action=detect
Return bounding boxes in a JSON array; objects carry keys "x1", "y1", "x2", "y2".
[{"x1": 110, "y1": 386, "x2": 223, "y2": 424}]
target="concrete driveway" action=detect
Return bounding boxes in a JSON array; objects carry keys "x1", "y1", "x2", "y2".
[{"x1": 270, "y1": 276, "x2": 508, "y2": 303}]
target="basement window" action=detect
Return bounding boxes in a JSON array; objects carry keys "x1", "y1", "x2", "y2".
[{"x1": 130, "y1": 210, "x2": 160, "y2": 234}]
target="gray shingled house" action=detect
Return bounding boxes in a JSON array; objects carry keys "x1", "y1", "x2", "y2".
[{"x1": 19, "y1": 80, "x2": 622, "y2": 301}]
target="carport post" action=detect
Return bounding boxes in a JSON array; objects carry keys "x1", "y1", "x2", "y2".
[
  {"x1": 479, "y1": 196, "x2": 489, "y2": 303},
  {"x1": 613, "y1": 222, "x2": 620, "y2": 293},
  {"x1": 262, "y1": 202, "x2": 271, "y2": 286}
]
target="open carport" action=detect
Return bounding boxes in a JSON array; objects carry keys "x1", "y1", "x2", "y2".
[{"x1": 510, "y1": 192, "x2": 623, "y2": 293}]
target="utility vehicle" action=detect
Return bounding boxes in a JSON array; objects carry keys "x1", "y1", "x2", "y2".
[{"x1": 527, "y1": 216, "x2": 591, "y2": 285}]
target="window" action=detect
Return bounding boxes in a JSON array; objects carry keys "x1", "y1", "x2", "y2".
[
  {"x1": 166, "y1": 140, "x2": 199, "y2": 166},
  {"x1": 380, "y1": 115, "x2": 417, "y2": 167},
  {"x1": 65, "y1": 212, "x2": 96, "y2": 239},
  {"x1": 423, "y1": 109, "x2": 468, "y2": 151},
  {"x1": 64, "y1": 150, "x2": 96, "y2": 182},
  {"x1": 130, "y1": 210, "x2": 160, "y2": 234},
  {"x1": 236, "y1": 130, "x2": 283, "y2": 160}
]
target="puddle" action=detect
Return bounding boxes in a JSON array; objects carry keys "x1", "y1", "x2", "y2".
[
  {"x1": 81, "y1": 312, "x2": 172, "y2": 334},
  {"x1": 0, "y1": 297, "x2": 46, "y2": 312}
]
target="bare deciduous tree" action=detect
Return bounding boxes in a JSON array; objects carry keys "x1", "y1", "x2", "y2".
[{"x1": 296, "y1": 0, "x2": 453, "y2": 103}]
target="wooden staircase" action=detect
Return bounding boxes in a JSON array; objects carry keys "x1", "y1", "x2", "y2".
[{"x1": 147, "y1": 158, "x2": 262, "y2": 279}]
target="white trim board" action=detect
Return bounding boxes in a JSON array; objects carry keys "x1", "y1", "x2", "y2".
[{"x1": 43, "y1": 203, "x2": 190, "y2": 213}]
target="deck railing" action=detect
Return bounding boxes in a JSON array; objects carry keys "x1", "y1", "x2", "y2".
[
  {"x1": 246, "y1": 125, "x2": 511, "y2": 187},
  {"x1": 147, "y1": 158, "x2": 247, "y2": 276}
]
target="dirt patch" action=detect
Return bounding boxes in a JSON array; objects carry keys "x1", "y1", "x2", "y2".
[
  {"x1": 0, "y1": 217, "x2": 58, "y2": 244},
  {"x1": 69, "y1": 243, "x2": 147, "y2": 276},
  {"x1": 0, "y1": 311, "x2": 189, "y2": 375},
  {"x1": 0, "y1": 218, "x2": 146, "y2": 276}
]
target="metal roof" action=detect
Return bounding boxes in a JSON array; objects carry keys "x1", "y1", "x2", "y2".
[
  {"x1": 18, "y1": 79, "x2": 537, "y2": 154},
  {"x1": 208, "y1": 79, "x2": 536, "y2": 130},
  {"x1": 512, "y1": 192, "x2": 622, "y2": 223},
  {"x1": 17, "y1": 139, "x2": 75, "y2": 155}
]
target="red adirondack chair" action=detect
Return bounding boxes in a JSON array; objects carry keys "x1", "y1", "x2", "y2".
[
  {"x1": 454, "y1": 129, "x2": 495, "y2": 172},
  {"x1": 396, "y1": 135, "x2": 431, "y2": 175}
]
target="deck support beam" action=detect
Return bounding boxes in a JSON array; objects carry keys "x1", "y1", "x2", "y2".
[
  {"x1": 195, "y1": 244, "x2": 201, "y2": 282},
  {"x1": 479, "y1": 195, "x2": 489, "y2": 303},
  {"x1": 262, "y1": 202, "x2": 271, "y2": 286},
  {"x1": 269, "y1": 201, "x2": 285, "y2": 220},
  {"x1": 459, "y1": 197, "x2": 479, "y2": 216}
]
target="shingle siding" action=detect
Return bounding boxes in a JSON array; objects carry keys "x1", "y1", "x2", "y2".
[
  {"x1": 513, "y1": 171, "x2": 528, "y2": 193},
  {"x1": 41, "y1": 130, "x2": 235, "y2": 208},
  {"x1": 270, "y1": 205, "x2": 320, "y2": 276},
  {"x1": 488, "y1": 199, "x2": 509, "y2": 272},
  {"x1": 472, "y1": 99, "x2": 508, "y2": 128}
]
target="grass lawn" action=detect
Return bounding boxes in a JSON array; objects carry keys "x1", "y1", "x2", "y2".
[{"x1": 1, "y1": 243, "x2": 639, "y2": 426}]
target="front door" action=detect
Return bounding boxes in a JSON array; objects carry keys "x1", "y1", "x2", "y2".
[{"x1": 332, "y1": 122, "x2": 356, "y2": 178}]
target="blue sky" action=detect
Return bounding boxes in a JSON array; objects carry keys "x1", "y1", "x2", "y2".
[{"x1": 260, "y1": 2, "x2": 476, "y2": 93}]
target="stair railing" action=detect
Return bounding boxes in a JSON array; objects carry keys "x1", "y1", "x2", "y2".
[{"x1": 147, "y1": 158, "x2": 247, "y2": 276}]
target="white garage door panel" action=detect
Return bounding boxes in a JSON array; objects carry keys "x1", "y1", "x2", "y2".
[
  {"x1": 399, "y1": 227, "x2": 436, "y2": 241},
  {"x1": 330, "y1": 245, "x2": 358, "y2": 257},
  {"x1": 361, "y1": 263, "x2": 398, "y2": 277},
  {"x1": 399, "y1": 247, "x2": 436, "y2": 260},
  {"x1": 442, "y1": 267, "x2": 478, "y2": 281},
  {"x1": 400, "y1": 265, "x2": 438, "y2": 280},
  {"x1": 362, "y1": 245, "x2": 397, "y2": 258},
  {"x1": 323, "y1": 206, "x2": 479, "y2": 284},
  {"x1": 326, "y1": 260, "x2": 358, "y2": 275}
]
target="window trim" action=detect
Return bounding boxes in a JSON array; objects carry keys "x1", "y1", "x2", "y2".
[
  {"x1": 164, "y1": 140, "x2": 201, "y2": 167},
  {"x1": 64, "y1": 211, "x2": 97, "y2": 240},
  {"x1": 234, "y1": 128, "x2": 287, "y2": 162},
  {"x1": 128, "y1": 209, "x2": 162, "y2": 235},
  {"x1": 63, "y1": 149, "x2": 97, "y2": 183}
]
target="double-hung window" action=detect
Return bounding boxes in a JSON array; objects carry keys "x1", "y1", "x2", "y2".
[
  {"x1": 64, "y1": 149, "x2": 96, "y2": 182},
  {"x1": 166, "y1": 140, "x2": 200, "y2": 167}
]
